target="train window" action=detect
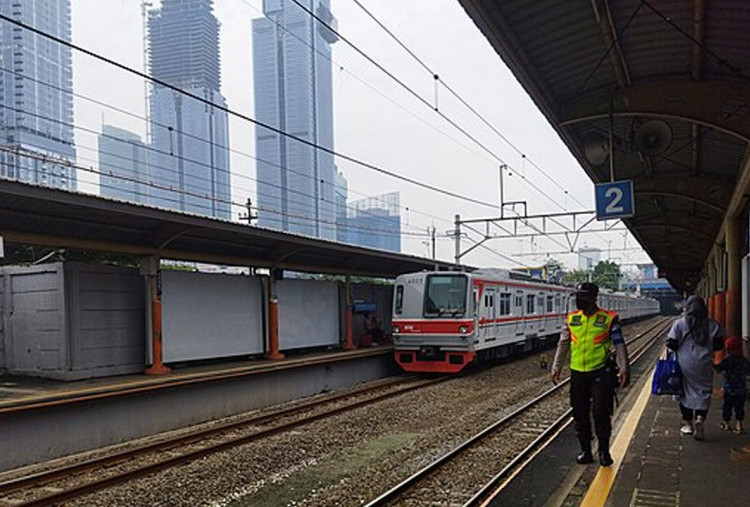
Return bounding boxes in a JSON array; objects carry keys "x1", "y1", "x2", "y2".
[
  {"x1": 537, "y1": 295, "x2": 544, "y2": 311},
  {"x1": 395, "y1": 286, "x2": 404, "y2": 314},
  {"x1": 424, "y1": 274, "x2": 468, "y2": 317},
  {"x1": 555, "y1": 295, "x2": 561, "y2": 311},
  {"x1": 484, "y1": 294, "x2": 495, "y2": 308},
  {"x1": 546, "y1": 295, "x2": 553, "y2": 313},
  {"x1": 526, "y1": 295, "x2": 534, "y2": 314},
  {"x1": 515, "y1": 294, "x2": 523, "y2": 307},
  {"x1": 499, "y1": 293, "x2": 511, "y2": 315}
]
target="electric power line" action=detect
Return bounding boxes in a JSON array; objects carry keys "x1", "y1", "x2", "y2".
[
  {"x1": 350, "y1": 0, "x2": 591, "y2": 210},
  {"x1": 0, "y1": 12, "x2": 499, "y2": 210},
  {"x1": 287, "y1": 0, "x2": 571, "y2": 212}
]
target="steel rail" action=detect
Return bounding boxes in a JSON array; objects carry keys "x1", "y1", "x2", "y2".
[
  {"x1": 0, "y1": 376, "x2": 445, "y2": 505},
  {"x1": 464, "y1": 317, "x2": 673, "y2": 507},
  {"x1": 366, "y1": 316, "x2": 671, "y2": 506},
  {"x1": 1, "y1": 317, "x2": 664, "y2": 506}
]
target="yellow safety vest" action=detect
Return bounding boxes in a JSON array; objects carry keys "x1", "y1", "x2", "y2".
[{"x1": 567, "y1": 309, "x2": 616, "y2": 372}]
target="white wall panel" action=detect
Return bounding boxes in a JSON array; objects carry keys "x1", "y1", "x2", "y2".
[
  {"x1": 162, "y1": 271, "x2": 264, "y2": 362},
  {"x1": 278, "y1": 279, "x2": 339, "y2": 350}
]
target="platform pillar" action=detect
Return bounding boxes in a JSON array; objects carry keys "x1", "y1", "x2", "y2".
[
  {"x1": 725, "y1": 217, "x2": 741, "y2": 338},
  {"x1": 715, "y1": 292, "x2": 726, "y2": 329},
  {"x1": 266, "y1": 269, "x2": 284, "y2": 360},
  {"x1": 344, "y1": 274, "x2": 355, "y2": 350},
  {"x1": 144, "y1": 261, "x2": 170, "y2": 376}
]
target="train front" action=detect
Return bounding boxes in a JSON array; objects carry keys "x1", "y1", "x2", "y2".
[{"x1": 391, "y1": 272, "x2": 476, "y2": 373}]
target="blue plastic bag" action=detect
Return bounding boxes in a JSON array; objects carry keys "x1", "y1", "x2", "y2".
[{"x1": 651, "y1": 352, "x2": 683, "y2": 396}]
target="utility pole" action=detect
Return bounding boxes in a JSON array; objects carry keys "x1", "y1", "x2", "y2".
[
  {"x1": 430, "y1": 225, "x2": 436, "y2": 260},
  {"x1": 499, "y1": 164, "x2": 507, "y2": 218},
  {"x1": 239, "y1": 198, "x2": 258, "y2": 225},
  {"x1": 454, "y1": 214, "x2": 461, "y2": 265}
]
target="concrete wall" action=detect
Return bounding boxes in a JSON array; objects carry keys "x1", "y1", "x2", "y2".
[{"x1": 161, "y1": 270, "x2": 265, "y2": 363}]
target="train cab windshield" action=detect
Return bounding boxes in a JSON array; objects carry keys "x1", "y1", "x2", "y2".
[{"x1": 424, "y1": 274, "x2": 468, "y2": 317}]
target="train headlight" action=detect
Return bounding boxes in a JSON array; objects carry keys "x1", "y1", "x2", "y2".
[
  {"x1": 459, "y1": 325, "x2": 469, "y2": 334},
  {"x1": 392, "y1": 325, "x2": 401, "y2": 334}
]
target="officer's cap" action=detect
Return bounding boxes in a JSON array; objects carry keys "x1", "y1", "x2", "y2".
[{"x1": 574, "y1": 282, "x2": 599, "y2": 295}]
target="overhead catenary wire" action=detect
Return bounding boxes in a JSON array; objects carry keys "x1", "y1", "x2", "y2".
[
  {"x1": 343, "y1": 0, "x2": 633, "y2": 252},
  {"x1": 287, "y1": 0, "x2": 570, "y2": 212},
  {"x1": 0, "y1": 65, "x2": 448, "y2": 238},
  {"x1": 349, "y1": 0, "x2": 591, "y2": 210},
  {"x1": 0, "y1": 147, "x2": 431, "y2": 239},
  {"x1": 232, "y1": 0, "x2": 499, "y2": 170},
  {"x1": 0, "y1": 99, "x2": 428, "y2": 237},
  {"x1": 0, "y1": 12, "x2": 499, "y2": 210},
  {"x1": 0, "y1": 9, "x2": 635, "y2": 266}
]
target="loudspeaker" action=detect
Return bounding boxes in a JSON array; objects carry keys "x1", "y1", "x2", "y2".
[
  {"x1": 634, "y1": 120, "x2": 672, "y2": 156},
  {"x1": 583, "y1": 135, "x2": 609, "y2": 165}
]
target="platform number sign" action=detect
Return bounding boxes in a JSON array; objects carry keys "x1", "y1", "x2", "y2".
[{"x1": 595, "y1": 180, "x2": 634, "y2": 220}]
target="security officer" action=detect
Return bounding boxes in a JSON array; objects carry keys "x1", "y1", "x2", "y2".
[{"x1": 550, "y1": 282, "x2": 630, "y2": 466}]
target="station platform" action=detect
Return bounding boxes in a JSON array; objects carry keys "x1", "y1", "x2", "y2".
[
  {"x1": 0, "y1": 345, "x2": 397, "y2": 472},
  {"x1": 599, "y1": 380, "x2": 750, "y2": 507},
  {"x1": 491, "y1": 345, "x2": 750, "y2": 507},
  {"x1": 0, "y1": 345, "x2": 392, "y2": 411}
]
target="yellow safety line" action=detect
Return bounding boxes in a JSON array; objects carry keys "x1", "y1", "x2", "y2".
[{"x1": 580, "y1": 372, "x2": 653, "y2": 507}]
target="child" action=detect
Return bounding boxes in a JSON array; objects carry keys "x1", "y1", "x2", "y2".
[{"x1": 716, "y1": 337, "x2": 750, "y2": 434}]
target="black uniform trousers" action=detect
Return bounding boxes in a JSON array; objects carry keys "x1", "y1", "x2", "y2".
[{"x1": 570, "y1": 367, "x2": 614, "y2": 453}]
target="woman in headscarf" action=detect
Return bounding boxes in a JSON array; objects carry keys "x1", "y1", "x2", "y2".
[{"x1": 666, "y1": 295, "x2": 724, "y2": 440}]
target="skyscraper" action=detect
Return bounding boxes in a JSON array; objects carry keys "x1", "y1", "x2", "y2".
[
  {"x1": 98, "y1": 125, "x2": 147, "y2": 203},
  {"x1": 348, "y1": 192, "x2": 402, "y2": 252},
  {"x1": 333, "y1": 169, "x2": 348, "y2": 243},
  {"x1": 147, "y1": 0, "x2": 230, "y2": 219},
  {"x1": 253, "y1": 0, "x2": 338, "y2": 239},
  {"x1": 0, "y1": 0, "x2": 76, "y2": 190}
]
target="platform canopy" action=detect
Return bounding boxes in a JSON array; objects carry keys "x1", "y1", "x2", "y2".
[
  {"x1": 459, "y1": 0, "x2": 750, "y2": 292},
  {"x1": 0, "y1": 179, "x2": 460, "y2": 278}
]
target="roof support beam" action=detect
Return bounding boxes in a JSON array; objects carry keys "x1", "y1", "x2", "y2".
[
  {"x1": 633, "y1": 173, "x2": 730, "y2": 214},
  {"x1": 690, "y1": 0, "x2": 706, "y2": 173},
  {"x1": 560, "y1": 81, "x2": 750, "y2": 142},
  {"x1": 591, "y1": 0, "x2": 630, "y2": 89},
  {"x1": 691, "y1": 0, "x2": 706, "y2": 81}
]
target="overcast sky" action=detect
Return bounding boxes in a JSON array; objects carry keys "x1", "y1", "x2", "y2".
[{"x1": 68, "y1": 0, "x2": 651, "y2": 272}]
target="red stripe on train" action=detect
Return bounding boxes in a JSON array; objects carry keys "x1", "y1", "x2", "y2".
[{"x1": 392, "y1": 319, "x2": 474, "y2": 334}]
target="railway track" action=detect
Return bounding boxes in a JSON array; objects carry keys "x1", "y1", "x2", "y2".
[
  {"x1": 365, "y1": 316, "x2": 673, "y2": 507},
  {"x1": 0, "y1": 317, "x2": 667, "y2": 506},
  {"x1": 0, "y1": 375, "x2": 447, "y2": 506}
]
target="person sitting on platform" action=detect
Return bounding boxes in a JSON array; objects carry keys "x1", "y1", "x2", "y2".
[
  {"x1": 716, "y1": 337, "x2": 750, "y2": 434},
  {"x1": 363, "y1": 312, "x2": 384, "y2": 346}
]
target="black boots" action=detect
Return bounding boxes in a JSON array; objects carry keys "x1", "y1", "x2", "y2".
[
  {"x1": 577, "y1": 441, "x2": 613, "y2": 466},
  {"x1": 576, "y1": 449, "x2": 594, "y2": 464}
]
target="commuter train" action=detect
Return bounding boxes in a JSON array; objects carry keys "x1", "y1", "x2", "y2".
[{"x1": 391, "y1": 269, "x2": 660, "y2": 373}]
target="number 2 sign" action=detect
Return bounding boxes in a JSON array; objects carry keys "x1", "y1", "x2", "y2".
[{"x1": 595, "y1": 180, "x2": 634, "y2": 220}]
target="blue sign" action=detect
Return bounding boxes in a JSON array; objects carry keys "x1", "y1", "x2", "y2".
[{"x1": 595, "y1": 180, "x2": 634, "y2": 220}]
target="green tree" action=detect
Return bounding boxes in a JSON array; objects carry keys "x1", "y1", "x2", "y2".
[
  {"x1": 1, "y1": 244, "x2": 139, "y2": 268},
  {"x1": 544, "y1": 258, "x2": 565, "y2": 284},
  {"x1": 593, "y1": 260, "x2": 622, "y2": 291},
  {"x1": 562, "y1": 269, "x2": 589, "y2": 285}
]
